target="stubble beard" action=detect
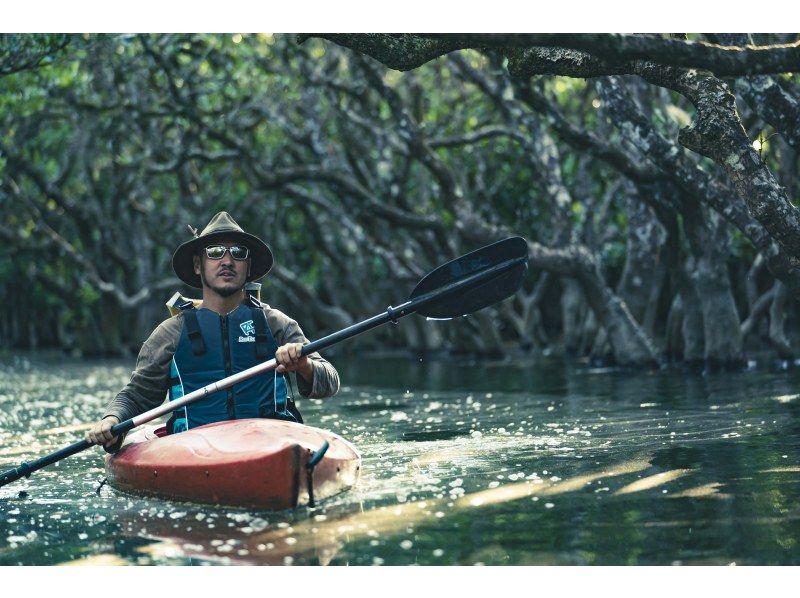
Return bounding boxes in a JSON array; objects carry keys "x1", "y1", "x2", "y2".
[{"x1": 199, "y1": 268, "x2": 243, "y2": 298}]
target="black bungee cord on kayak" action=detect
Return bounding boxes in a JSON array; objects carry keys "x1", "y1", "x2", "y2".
[
  {"x1": 306, "y1": 441, "x2": 330, "y2": 508},
  {"x1": 95, "y1": 477, "x2": 108, "y2": 495}
]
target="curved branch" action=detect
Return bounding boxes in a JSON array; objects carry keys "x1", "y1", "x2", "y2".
[
  {"x1": 297, "y1": 34, "x2": 464, "y2": 71},
  {"x1": 429, "y1": 125, "x2": 524, "y2": 149},
  {"x1": 306, "y1": 33, "x2": 800, "y2": 76},
  {"x1": 740, "y1": 285, "x2": 776, "y2": 338},
  {"x1": 428, "y1": 34, "x2": 800, "y2": 76},
  {"x1": 708, "y1": 34, "x2": 800, "y2": 150}
]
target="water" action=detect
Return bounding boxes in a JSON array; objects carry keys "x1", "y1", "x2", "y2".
[{"x1": 1, "y1": 352, "x2": 799, "y2": 565}]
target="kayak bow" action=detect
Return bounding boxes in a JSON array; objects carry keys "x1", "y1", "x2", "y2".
[{"x1": 105, "y1": 419, "x2": 360, "y2": 510}]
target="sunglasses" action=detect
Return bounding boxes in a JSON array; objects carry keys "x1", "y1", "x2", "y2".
[{"x1": 204, "y1": 244, "x2": 250, "y2": 260}]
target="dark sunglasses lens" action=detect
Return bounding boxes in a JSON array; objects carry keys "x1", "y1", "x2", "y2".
[
  {"x1": 204, "y1": 245, "x2": 249, "y2": 260},
  {"x1": 205, "y1": 246, "x2": 226, "y2": 259},
  {"x1": 230, "y1": 246, "x2": 249, "y2": 260}
]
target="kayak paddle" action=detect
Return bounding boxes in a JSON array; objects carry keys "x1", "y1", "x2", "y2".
[{"x1": 0, "y1": 236, "x2": 528, "y2": 488}]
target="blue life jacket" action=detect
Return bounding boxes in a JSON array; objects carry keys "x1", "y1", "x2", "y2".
[{"x1": 167, "y1": 298, "x2": 300, "y2": 432}]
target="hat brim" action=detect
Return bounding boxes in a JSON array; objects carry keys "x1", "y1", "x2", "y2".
[{"x1": 172, "y1": 231, "x2": 273, "y2": 289}]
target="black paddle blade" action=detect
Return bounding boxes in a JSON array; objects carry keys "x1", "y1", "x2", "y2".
[{"x1": 409, "y1": 237, "x2": 529, "y2": 319}]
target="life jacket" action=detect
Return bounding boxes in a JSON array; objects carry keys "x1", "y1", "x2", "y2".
[{"x1": 165, "y1": 283, "x2": 302, "y2": 433}]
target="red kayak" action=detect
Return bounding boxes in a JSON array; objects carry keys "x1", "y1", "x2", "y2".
[{"x1": 105, "y1": 419, "x2": 361, "y2": 510}]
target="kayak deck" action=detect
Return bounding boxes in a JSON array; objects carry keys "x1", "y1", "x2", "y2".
[{"x1": 105, "y1": 419, "x2": 361, "y2": 510}]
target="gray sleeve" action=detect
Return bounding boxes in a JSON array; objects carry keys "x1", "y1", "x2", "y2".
[
  {"x1": 264, "y1": 306, "x2": 340, "y2": 399},
  {"x1": 103, "y1": 315, "x2": 183, "y2": 422}
]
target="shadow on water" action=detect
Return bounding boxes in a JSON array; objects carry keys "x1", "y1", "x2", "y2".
[{"x1": 1, "y1": 353, "x2": 799, "y2": 565}]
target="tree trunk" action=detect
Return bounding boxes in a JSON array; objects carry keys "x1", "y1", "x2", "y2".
[
  {"x1": 616, "y1": 196, "x2": 667, "y2": 325},
  {"x1": 768, "y1": 281, "x2": 794, "y2": 360},
  {"x1": 561, "y1": 278, "x2": 586, "y2": 355},
  {"x1": 665, "y1": 294, "x2": 683, "y2": 360},
  {"x1": 679, "y1": 259, "x2": 707, "y2": 365},
  {"x1": 684, "y1": 207, "x2": 745, "y2": 369}
]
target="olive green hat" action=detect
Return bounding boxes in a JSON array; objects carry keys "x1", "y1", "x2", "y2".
[{"x1": 172, "y1": 211, "x2": 274, "y2": 289}]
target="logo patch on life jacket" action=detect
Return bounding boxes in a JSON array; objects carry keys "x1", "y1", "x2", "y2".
[{"x1": 239, "y1": 319, "x2": 256, "y2": 343}]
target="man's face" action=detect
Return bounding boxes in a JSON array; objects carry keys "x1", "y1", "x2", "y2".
[{"x1": 193, "y1": 238, "x2": 251, "y2": 298}]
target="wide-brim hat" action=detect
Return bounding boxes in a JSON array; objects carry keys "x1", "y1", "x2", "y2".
[{"x1": 172, "y1": 211, "x2": 274, "y2": 289}]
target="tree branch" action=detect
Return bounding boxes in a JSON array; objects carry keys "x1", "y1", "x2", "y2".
[{"x1": 305, "y1": 33, "x2": 800, "y2": 76}]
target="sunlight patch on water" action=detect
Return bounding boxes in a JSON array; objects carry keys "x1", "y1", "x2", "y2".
[
  {"x1": 613, "y1": 469, "x2": 694, "y2": 496},
  {"x1": 58, "y1": 554, "x2": 129, "y2": 566},
  {"x1": 760, "y1": 466, "x2": 800, "y2": 473},
  {"x1": 136, "y1": 539, "x2": 189, "y2": 559},
  {"x1": 771, "y1": 394, "x2": 799, "y2": 403},
  {"x1": 667, "y1": 483, "x2": 730, "y2": 500},
  {"x1": 0, "y1": 445, "x2": 38, "y2": 458},
  {"x1": 39, "y1": 423, "x2": 95, "y2": 435},
  {"x1": 455, "y1": 458, "x2": 652, "y2": 507}
]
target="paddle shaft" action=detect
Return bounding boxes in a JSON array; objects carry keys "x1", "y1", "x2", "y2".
[
  {"x1": 0, "y1": 253, "x2": 526, "y2": 488},
  {"x1": 0, "y1": 439, "x2": 93, "y2": 486}
]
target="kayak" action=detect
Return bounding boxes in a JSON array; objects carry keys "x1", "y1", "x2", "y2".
[{"x1": 105, "y1": 419, "x2": 361, "y2": 510}]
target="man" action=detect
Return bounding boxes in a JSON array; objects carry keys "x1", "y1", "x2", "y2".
[{"x1": 86, "y1": 211, "x2": 339, "y2": 451}]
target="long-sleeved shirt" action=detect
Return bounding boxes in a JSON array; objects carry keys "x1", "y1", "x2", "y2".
[{"x1": 103, "y1": 304, "x2": 339, "y2": 423}]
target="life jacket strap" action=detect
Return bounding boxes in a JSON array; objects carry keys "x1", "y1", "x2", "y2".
[
  {"x1": 250, "y1": 304, "x2": 270, "y2": 360},
  {"x1": 181, "y1": 305, "x2": 206, "y2": 356}
]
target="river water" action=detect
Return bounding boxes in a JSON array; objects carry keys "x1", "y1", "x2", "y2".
[{"x1": 1, "y1": 352, "x2": 798, "y2": 565}]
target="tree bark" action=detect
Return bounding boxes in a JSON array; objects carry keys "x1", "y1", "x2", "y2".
[
  {"x1": 683, "y1": 205, "x2": 745, "y2": 369},
  {"x1": 679, "y1": 257, "x2": 707, "y2": 366},
  {"x1": 595, "y1": 75, "x2": 800, "y2": 293},
  {"x1": 616, "y1": 194, "x2": 667, "y2": 332},
  {"x1": 709, "y1": 33, "x2": 800, "y2": 151},
  {"x1": 768, "y1": 281, "x2": 794, "y2": 360},
  {"x1": 304, "y1": 34, "x2": 800, "y2": 77},
  {"x1": 561, "y1": 278, "x2": 586, "y2": 356}
]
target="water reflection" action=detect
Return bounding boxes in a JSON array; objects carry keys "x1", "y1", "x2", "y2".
[{"x1": 1, "y1": 353, "x2": 799, "y2": 565}]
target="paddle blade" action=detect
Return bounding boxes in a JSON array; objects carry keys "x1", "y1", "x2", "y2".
[{"x1": 409, "y1": 237, "x2": 529, "y2": 319}]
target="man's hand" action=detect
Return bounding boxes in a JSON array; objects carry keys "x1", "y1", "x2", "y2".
[
  {"x1": 85, "y1": 415, "x2": 121, "y2": 449},
  {"x1": 275, "y1": 342, "x2": 314, "y2": 382}
]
